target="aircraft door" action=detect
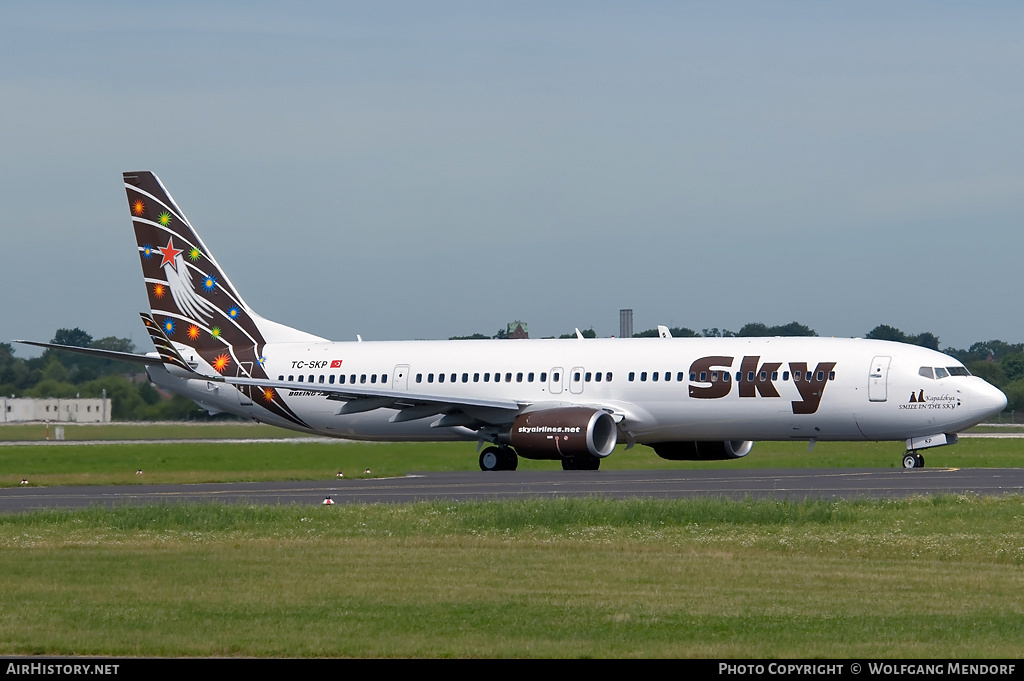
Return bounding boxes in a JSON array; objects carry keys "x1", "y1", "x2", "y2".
[
  {"x1": 868, "y1": 356, "x2": 891, "y2": 402},
  {"x1": 569, "y1": 366, "x2": 585, "y2": 395},
  {"x1": 549, "y1": 367, "x2": 563, "y2": 395},
  {"x1": 392, "y1": 364, "x2": 410, "y2": 391}
]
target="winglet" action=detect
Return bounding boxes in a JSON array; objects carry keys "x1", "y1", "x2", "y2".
[{"x1": 139, "y1": 312, "x2": 208, "y2": 378}]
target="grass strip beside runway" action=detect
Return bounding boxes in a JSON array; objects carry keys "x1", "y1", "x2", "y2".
[
  {"x1": 2, "y1": 439, "x2": 1024, "y2": 487},
  {"x1": 0, "y1": 496, "x2": 1021, "y2": 657}
]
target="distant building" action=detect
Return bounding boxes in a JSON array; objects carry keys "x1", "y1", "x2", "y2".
[
  {"x1": 0, "y1": 398, "x2": 112, "y2": 423},
  {"x1": 507, "y1": 321, "x2": 529, "y2": 339},
  {"x1": 620, "y1": 309, "x2": 633, "y2": 339}
]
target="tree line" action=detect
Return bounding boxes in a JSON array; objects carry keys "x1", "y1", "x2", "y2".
[{"x1": 4, "y1": 323, "x2": 1024, "y2": 420}]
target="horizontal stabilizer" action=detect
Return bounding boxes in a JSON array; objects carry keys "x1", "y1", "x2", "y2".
[{"x1": 13, "y1": 340, "x2": 163, "y2": 365}]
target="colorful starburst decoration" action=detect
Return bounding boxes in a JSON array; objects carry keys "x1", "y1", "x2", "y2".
[
  {"x1": 187, "y1": 325, "x2": 200, "y2": 341},
  {"x1": 158, "y1": 212, "x2": 172, "y2": 227},
  {"x1": 262, "y1": 387, "x2": 275, "y2": 402},
  {"x1": 210, "y1": 326, "x2": 221, "y2": 339},
  {"x1": 257, "y1": 356, "x2": 267, "y2": 368},
  {"x1": 132, "y1": 199, "x2": 145, "y2": 215},
  {"x1": 153, "y1": 283, "x2": 165, "y2": 299},
  {"x1": 227, "y1": 306, "x2": 240, "y2": 319},
  {"x1": 202, "y1": 274, "x2": 217, "y2": 292},
  {"x1": 163, "y1": 318, "x2": 175, "y2": 335},
  {"x1": 142, "y1": 245, "x2": 154, "y2": 259},
  {"x1": 212, "y1": 354, "x2": 231, "y2": 373},
  {"x1": 189, "y1": 247, "x2": 202, "y2": 262}
]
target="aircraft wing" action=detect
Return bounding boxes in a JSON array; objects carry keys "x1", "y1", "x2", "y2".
[{"x1": 220, "y1": 374, "x2": 525, "y2": 423}]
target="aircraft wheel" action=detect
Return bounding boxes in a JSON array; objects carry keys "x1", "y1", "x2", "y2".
[
  {"x1": 480, "y1": 447, "x2": 501, "y2": 471},
  {"x1": 500, "y1": 447, "x2": 519, "y2": 471},
  {"x1": 915, "y1": 453, "x2": 925, "y2": 468},
  {"x1": 480, "y1": 446, "x2": 518, "y2": 471},
  {"x1": 902, "y1": 452, "x2": 920, "y2": 469},
  {"x1": 562, "y1": 455, "x2": 601, "y2": 471}
]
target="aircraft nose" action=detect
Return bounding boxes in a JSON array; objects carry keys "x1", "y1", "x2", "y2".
[{"x1": 971, "y1": 380, "x2": 1008, "y2": 421}]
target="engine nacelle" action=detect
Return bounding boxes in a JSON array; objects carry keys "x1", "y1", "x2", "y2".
[
  {"x1": 649, "y1": 440, "x2": 754, "y2": 461},
  {"x1": 506, "y1": 408, "x2": 618, "y2": 460}
]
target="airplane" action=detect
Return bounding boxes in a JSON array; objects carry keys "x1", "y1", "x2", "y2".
[{"x1": 17, "y1": 171, "x2": 1008, "y2": 472}]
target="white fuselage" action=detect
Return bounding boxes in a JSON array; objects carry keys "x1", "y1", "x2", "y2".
[{"x1": 148, "y1": 336, "x2": 1007, "y2": 447}]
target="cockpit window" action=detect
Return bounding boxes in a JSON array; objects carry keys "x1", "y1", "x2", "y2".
[
  {"x1": 918, "y1": 367, "x2": 934, "y2": 379},
  {"x1": 947, "y1": 366, "x2": 971, "y2": 377},
  {"x1": 934, "y1": 367, "x2": 950, "y2": 379}
]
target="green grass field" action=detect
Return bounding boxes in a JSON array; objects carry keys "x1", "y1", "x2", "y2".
[
  {"x1": 0, "y1": 497, "x2": 1022, "y2": 657},
  {"x1": 1, "y1": 436, "x2": 1022, "y2": 487},
  {"x1": 2, "y1": 423, "x2": 1022, "y2": 657}
]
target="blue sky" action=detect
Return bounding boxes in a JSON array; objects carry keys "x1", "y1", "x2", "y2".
[{"x1": 3, "y1": 2, "x2": 1023, "y2": 353}]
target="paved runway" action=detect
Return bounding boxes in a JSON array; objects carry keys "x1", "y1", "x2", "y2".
[{"x1": 2, "y1": 467, "x2": 1023, "y2": 512}]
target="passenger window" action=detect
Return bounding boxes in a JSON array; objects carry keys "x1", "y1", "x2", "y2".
[
  {"x1": 759, "y1": 372, "x2": 767, "y2": 382},
  {"x1": 816, "y1": 371, "x2": 823, "y2": 381},
  {"x1": 640, "y1": 372, "x2": 647, "y2": 381},
  {"x1": 829, "y1": 371, "x2": 835, "y2": 380},
  {"x1": 772, "y1": 372, "x2": 778, "y2": 380},
  {"x1": 360, "y1": 374, "x2": 366, "y2": 384},
  {"x1": 794, "y1": 371, "x2": 802, "y2": 381},
  {"x1": 676, "y1": 372, "x2": 684, "y2": 382},
  {"x1": 711, "y1": 371, "x2": 718, "y2": 382},
  {"x1": 747, "y1": 372, "x2": 755, "y2": 382},
  {"x1": 462, "y1": 373, "x2": 469, "y2": 383},
  {"x1": 278, "y1": 375, "x2": 284, "y2": 381},
  {"x1": 439, "y1": 373, "x2": 445, "y2": 383},
  {"x1": 340, "y1": 375, "x2": 346, "y2": 384},
  {"x1": 629, "y1": 372, "x2": 635, "y2": 381},
  {"x1": 451, "y1": 373, "x2": 456, "y2": 383},
  {"x1": 308, "y1": 375, "x2": 314, "y2": 383},
  {"x1": 484, "y1": 373, "x2": 490, "y2": 382},
  {"x1": 428, "y1": 374, "x2": 434, "y2": 383},
  {"x1": 329, "y1": 375, "x2": 335, "y2": 384},
  {"x1": 553, "y1": 372, "x2": 560, "y2": 382},
  {"x1": 540, "y1": 372, "x2": 547, "y2": 382},
  {"x1": 699, "y1": 371, "x2": 707, "y2": 382},
  {"x1": 288, "y1": 375, "x2": 294, "y2": 381},
  {"x1": 350, "y1": 375, "x2": 356, "y2": 384},
  {"x1": 606, "y1": 372, "x2": 612, "y2": 382},
  {"x1": 594, "y1": 372, "x2": 601, "y2": 382},
  {"x1": 298, "y1": 375, "x2": 304, "y2": 383},
  {"x1": 416, "y1": 374, "x2": 422, "y2": 383},
  {"x1": 528, "y1": 372, "x2": 534, "y2": 382},
  {"x1": 371, "y1": 374, "x2": 377, "y2": 384},
  {"x1": 574, "y1": 372, "x2": 581, "y2": 382},
  {"x1": 652, "y1": 372, "x2": 659, "y2": 382},
  {"x1": 517, "y1": 372, "x2": 523, "y2": 382},
  {"x1": 474, "y1": 373, "x2": 480, "y2": 382},
  {"x1": 505, "y1": 373, "x2": 512, "y2": 382},
  {"x1": 782, "y1": 372, "x2": 789, "y2": 381},
  {"x1": 584, "y1": 372, "x2": 591, "y2": 382},
  {"x1": 723, "y1": 372, "x2": 730, "y2": 383},
  {"x1": 689, "y1": 372, "x2": 696, "y2": 381}
]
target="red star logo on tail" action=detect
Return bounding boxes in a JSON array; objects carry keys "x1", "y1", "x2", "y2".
[{"x1": 158, "y1": 237, "x2": 182, "y2": 270}]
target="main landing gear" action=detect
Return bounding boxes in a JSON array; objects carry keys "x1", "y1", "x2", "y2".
[
  {"x1": 561, "y1": 455, "x2": 601, "y2": 471},
  {"x1": 479, "y1": 446, "x2": 518, "y2": 471},
  {"x1": 902, "y1": 451, "x2": 925, "y2": 469}
]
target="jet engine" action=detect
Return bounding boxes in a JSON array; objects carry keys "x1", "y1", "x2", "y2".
[
  {"x1": 505, "y1": 408, "x2": 618, "y2": 460},
  {"x1": 649, "y1": 440, "x2": 754, "y2": 461}
]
